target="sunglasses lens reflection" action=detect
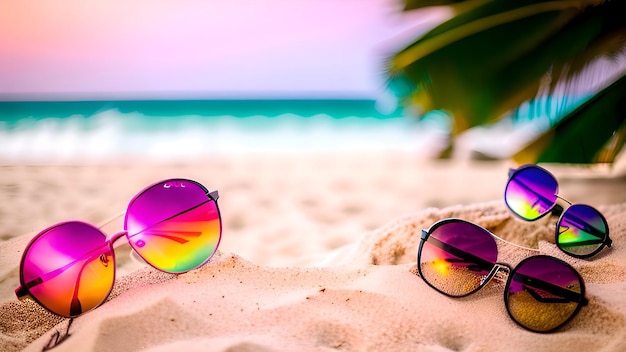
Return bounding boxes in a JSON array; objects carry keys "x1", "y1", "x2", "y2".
[
  {"x1": 419, "y1": 221, "x2": 498, "y2": 296},
  {"x1": 20, "y1": 222, "x2": 114, "y2": 317},
  {"x1": 505, "y1": 166, "x2": 558, "y2": 220},
  {"x1": 506, "y1": 256, "x2": 584, "y2": 332},
  {"x1": 557, "y1": 204, "x2": 608, "y2": 257},
  {"x1": 125, "y1": 179, "x2": 222, "y2": 274}
]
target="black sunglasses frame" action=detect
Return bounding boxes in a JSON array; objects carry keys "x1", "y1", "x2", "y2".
[
  {"x1": 506, "y1": 164, "x2": 612, "y2": 259},
  {"x1": 418, "y1": 218, "x2": 588, "y2": 333}
]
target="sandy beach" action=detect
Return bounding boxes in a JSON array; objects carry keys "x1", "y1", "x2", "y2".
[
  {"x1": 1, "y1": 152, "x2": 626, "y2": 351},
  {"x1": 3, "y1": 0, "x2": 625, "y2": 349}
]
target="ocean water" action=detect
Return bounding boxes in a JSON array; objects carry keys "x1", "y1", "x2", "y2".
[{"x1": 0, "y1": 99, "x2": 450, "y2": 163}]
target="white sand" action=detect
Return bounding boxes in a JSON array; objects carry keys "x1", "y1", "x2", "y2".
[{"x1": 1, "y1": 152, "x2": 626, "y2": 351}]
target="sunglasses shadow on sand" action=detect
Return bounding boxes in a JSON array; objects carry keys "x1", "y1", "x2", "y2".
[{"x1": 42, "y1": 318, "x2": 73, "y2": 351}]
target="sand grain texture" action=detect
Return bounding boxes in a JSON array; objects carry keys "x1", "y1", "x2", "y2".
[{"x1": 1, "y1": 153, "x2": 626, "y2": 352}]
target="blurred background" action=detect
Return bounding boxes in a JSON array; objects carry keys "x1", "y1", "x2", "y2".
[
  {"x1": 2, "y1": 1, "x2": 624, "y2": 165},
  {"x1": 0, "y1": 0, "x2": 454, "y2": 163},
  {"x1": 1, "y1": 1, "x2": 625, "y2": 267},
  {"x1": 0, "y1": 1, "x2": 458, "y2": 266}
]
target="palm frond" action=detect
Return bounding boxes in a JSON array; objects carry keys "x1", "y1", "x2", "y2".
[
  {"x1": 387, "y1": 0, "x2": 626, "y2": 138},
  {"x1": 402, "y1": 0, "x2": 488, "y2": 13},
  {"x1": 513, "y1": 74, "x2": 626, "y2": 164},
  {"x1": 513, "y1": 47, "x2": 626, "y2": 125},
  {"x1": 403, "y1": 0, "x2": 467, "y2": 11}
]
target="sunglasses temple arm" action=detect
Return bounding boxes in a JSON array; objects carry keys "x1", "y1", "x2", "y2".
[
  {"x1": 16, "y1": 230, "x2": 192, "y2": 300},
  {"x1": 15, "y1": 244, "x2": 111, "y2": 299},
  {"x1": 124, "y1": 198, "x2": 219, "y2": 247},
  {"x1": 96, "y1": 189, "x2": 218, "y2": 231},
  {"x1": 68, "y1": 256, "x2": 97, "y2": 316},
  {"x1": 131, "y1": 199, "x2": 215, "y2": 239}
]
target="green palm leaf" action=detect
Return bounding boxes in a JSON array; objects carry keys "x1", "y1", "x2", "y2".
[
  {"x1": 402, "y1": 0, "x2": 484, "y2": 12},
  {"x1": 513, "y1": 75, "x2": 626, "y2": 164},
  {"x1": 387, "y1": 0, "x2": 626, "y2": 147}
]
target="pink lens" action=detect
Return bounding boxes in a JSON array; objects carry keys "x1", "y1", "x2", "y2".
[
  {"x1": 17, "y1": 178, "x2": 221, "y2": 317},
  {"x1": 124, "y1": 179, "x2": 222, "y2": 273},
  {"x1": 19, "y1": 222, "x2": 115, "y2": 317}
]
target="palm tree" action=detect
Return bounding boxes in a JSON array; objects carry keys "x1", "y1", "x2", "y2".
[{"x1": 386, "y1": 0, "x2": 626, "y2": 165}]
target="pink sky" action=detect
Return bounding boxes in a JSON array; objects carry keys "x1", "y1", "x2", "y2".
[{"x1": 0, "y1": 0, "x2": 449, "y2": 99}]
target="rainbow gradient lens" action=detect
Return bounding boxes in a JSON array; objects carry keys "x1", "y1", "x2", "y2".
[
  {"x1": 505, "y1": 165, "x2": 612, "y2": 259},
  {"x1": 18, "y1": 222, "x2": 115, "y2": 317},
  {"x1": 505, "y1": 166, "x2": 558, "y2": 221},
  {"x1": 17, "y1": 178, "x2": 222, "y2": 318},
  {"x1": 125, "y1": 179, "x2": 221, "y2": 273},
  {"x1": 418, "y1": 220, "x2": 498, "y2": 297},
  {"x1": 505, "y1": 256, "x2": 586, "y2": 333},
  {"x1": 557, "y1": 204, "x2": 609, "y2": 258}
]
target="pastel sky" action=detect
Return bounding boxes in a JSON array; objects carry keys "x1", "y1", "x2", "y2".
[{"x1": 0, "y1": 0, "x2": 449, "y2": 99}]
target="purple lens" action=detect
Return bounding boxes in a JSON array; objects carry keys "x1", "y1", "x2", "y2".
[
  {"x1": 124, "y1": 179, "x2": 222, "y2": 273},
  {"x1": 505, "y1": 255, "x2": 585, "y2": 332},
  {"x1": 419, "y1": 219, "x2": 498, "y2": 297},
  {"x1": 19, "y1": 221, "x2": 115, "y2": 317},
  {"x1": 505, "y1": 165, "x2": 558, "y2": 221},
  {"x1": 557, "y1": 204, "x2": 609, "y2": 258}
]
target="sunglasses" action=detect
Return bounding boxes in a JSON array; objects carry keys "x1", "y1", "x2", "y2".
[
  {"x1": 504, "y1": 164, "x2": 612, "y2": 259},
  {"x1": 15, "y1": 178, "x2": 222, "y2": 318},
  {"x1": 418, "y1": 218, "x2": 588, "y2": 333}
]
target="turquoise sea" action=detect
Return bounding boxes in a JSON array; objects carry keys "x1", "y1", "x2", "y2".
[{"x1": 0, "y1": 99, "x2": 450, "y2": 162}]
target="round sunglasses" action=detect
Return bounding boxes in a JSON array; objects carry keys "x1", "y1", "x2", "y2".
[
  {"x1": 15, "y1": 178, "x2": 222, "y2": 318},
  {"x1": 504, "y1": 164, "x2": 612, "y2": 259},
  {"x1": 418, "y1": 219, "x2": 588, "y2": 333}
]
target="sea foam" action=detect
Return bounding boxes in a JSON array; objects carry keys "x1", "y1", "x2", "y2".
[{"x1": 0, "y1": 109, "x2": 449, "y2": 163}]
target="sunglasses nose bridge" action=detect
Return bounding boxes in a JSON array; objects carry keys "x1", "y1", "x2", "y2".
[
  {"x1": 555, "y1": 195, "x2": 570, "y2": 203},
  {"x1": 554, "y1": 196, "x2": 571, "y2": 211},
  {"x1": 479, "y1": 263, "x2": 509, "y2": 287},
  {"x1": 481, "y1": 263, "x2": 511, "y2": 287},
  {"x1": 110, "y1": 231, "x2": 129, "y2": 246},
  {"x1": 492, "y1": 264, "x2": 511, "y2": 283}
]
